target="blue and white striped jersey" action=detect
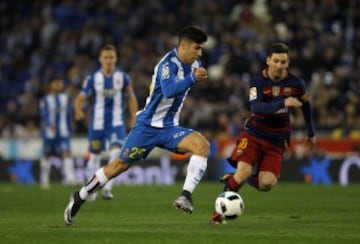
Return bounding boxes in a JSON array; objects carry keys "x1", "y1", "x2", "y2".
[
  {"x1": 136, "y1": 48, "x2": 200, "y2": 128},
  {"x1": 39, "y1": 93, "x2": 71, "y2": 139},
  {"x1": 81, "y1": 68, "x2": 130, "y2": 131}
]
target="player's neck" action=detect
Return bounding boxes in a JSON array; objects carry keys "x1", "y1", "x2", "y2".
[
  {"x1": 263, "y1": 68, "x2": 287, "y2": 82},
  {"x1": 176, "y1": 48, "x2": 190, "y2": 65},
  {"x1": 102, "y1": 68, "x2": 114, "y2": 76}
]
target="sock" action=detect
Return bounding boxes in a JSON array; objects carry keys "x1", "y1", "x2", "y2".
[
  {"x1": 224, "y1": 175, "x2": 242, "y2": 192},
  {"x1": 40, "y1": 158, "x2": 51, "y2": 186},
  {"x1": 103, "y1": 148, "x2": 121, "y2": 192},
  {"x1": 181, "y1": 190, "x2": 192, "y2": 200},
  {"x1": 79, "y1": 167, "x2": 108, "y2": 200},
  {"x1": 182, "y1": 155, "x2": 207, "y2": 195},
  {"x1": 63, "y1": 157, "x2": 75, "y2": 184},
  {"x1": 86, "y1": 153, "x2": 102, "y2": 180}
]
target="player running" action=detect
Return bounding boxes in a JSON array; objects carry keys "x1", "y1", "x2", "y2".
[
  {"x1": 64, "y1": 26, "x2": 210, "y2": 225},
  {"x1": 211, "y1": 42, "x2": 316, "y2": 224}
]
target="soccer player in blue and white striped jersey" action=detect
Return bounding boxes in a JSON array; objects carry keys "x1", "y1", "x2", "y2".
[
  {"x1": 74, "y1": 44, "x2": 138, "y2": 200},
  {"x1": 39, "y1": 76, "x2": 75, "y2": 188},
  {"x1": 64, "y1": 26, "x2": 210, "y2": 225}
]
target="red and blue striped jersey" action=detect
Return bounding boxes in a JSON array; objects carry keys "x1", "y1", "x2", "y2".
[{"x1": 245, "y1": 70, "x2": 314, "y2": 147}]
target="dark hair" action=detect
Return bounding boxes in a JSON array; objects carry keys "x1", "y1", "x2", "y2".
[
  {"x1": 50, "y1": 75, "x2": 63, "y2": 83},
  {"x1": 267, "y1": 42, "x2": 289, "y2": 57},
  {"x1": 100, "y1": 44, "x2": 117, "y2": 53},
  {"x1": 178, "y1": 26, "x2": 207, "y2": 44}
]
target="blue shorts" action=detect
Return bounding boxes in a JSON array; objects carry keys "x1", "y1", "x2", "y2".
[
  {"x1": 43, "y1": 137, "x2": 71, "y2": 157},
  {"x1": 88, "y1": 126, "x2": 126, "y2": 153},
  {"x1": 119, "y1": 123, "x2": 194, "y2": 163}
]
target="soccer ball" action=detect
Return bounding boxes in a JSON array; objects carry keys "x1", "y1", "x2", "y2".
[{"x1": 215, "y1": 191, "x2": 245, "y2": 219}]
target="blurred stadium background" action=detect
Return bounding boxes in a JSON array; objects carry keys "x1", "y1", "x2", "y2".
[{"x1": 0, "y1": 0, "x2": 359, "y2": 186}]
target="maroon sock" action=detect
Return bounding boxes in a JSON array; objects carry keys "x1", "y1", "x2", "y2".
[{"x1": 224, "y1": 176, "x2": 241, "y2": 192}]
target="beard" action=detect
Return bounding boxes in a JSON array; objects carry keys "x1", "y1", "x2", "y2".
[{"x1": 272, "y1": 69, "x2": 285, "y2": 81}]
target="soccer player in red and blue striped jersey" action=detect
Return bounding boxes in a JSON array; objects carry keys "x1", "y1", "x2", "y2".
[{"x1": 211, "y1": 42, "x2": 316, "y2": 224}]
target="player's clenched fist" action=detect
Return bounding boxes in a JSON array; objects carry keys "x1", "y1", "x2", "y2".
[
  {"x1": 284, "y1": 96, "x2": 302, "y2": 107},
  {"x1": 194, "y1": 67, "x2": 208, "y2": 82}
]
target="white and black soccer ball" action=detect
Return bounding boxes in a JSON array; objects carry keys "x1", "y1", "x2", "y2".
[{"x1": 215, "y1": 191, "x2": 245, "y2": 219}]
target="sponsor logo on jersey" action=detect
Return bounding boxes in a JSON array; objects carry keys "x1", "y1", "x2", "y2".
[
  {"x1": 101, "y1": 89, "x2": 116, "y2": 97},
  {"x1": 283, "y1": 87, "x2": 292, "y2": 96}
]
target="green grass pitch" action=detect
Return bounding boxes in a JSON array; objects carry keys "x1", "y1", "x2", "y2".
[{"x1": 0, "y1": 182, "x2": 359, "y2": 244}]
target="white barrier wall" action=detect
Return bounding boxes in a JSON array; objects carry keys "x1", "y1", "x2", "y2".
[
  {"x1": 0, "y1": 138, "x2": 87, "y2": 159},
  {"x1": 0, "y1": 137, "x2": 165, "y2": 160}
]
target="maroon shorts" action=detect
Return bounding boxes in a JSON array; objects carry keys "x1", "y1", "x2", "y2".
[{"x1": 228, "y1": 131, "x2": 284, "y2": 178}]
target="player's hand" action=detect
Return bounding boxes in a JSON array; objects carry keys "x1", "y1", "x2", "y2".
[
  {"x1": 304, "y1": 136, "x2": 316, "y2": 151},
  {"x1": 75, "y1": 110, "x2": 85, "y2": 121},
  {"x1": 284, "y1": 97, "x2": 302, "y2": 107},
  {"x1": 194, "y1": 67, "x2": 208, "y2": 82}
]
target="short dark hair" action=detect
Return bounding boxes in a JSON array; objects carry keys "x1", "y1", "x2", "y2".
[
  {"x1": 178, "y1": 26, "x2": 207, "y2": 44},
  {"x1": 267, "y1": 42, "x2": 289, "y2": 57},
  {"x1": 50, "y1": 75, "x2": 63, "y2": 83},
  {"x1": 100, "y1": 44, "x2": 116, "y2": 53}
]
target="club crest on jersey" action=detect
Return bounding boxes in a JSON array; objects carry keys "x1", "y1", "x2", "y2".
[
  {"x1": 162, "y1": 65, "x2": 170, "y2": 79},
  {"x1": 283, "y1": 87, "x2": 292, "y2": 96},
  {"x1": 122, "y1": 148, "x2": 129, "y2": 158},
  {"x1": 116, "y1": 79, "x2": 122, "y2": 85},
  {"x1": 272, "y1": 86, "x2": 280, "y2": 97}
]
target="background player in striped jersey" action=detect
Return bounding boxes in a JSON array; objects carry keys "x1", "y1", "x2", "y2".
[
  {"x1": 64, "y1": 26, "x2": 209, "y2": 225},
  {"x1": 74, "y1": 44, "x2": 138, "y2": 200},
  {"x1": 39, "y1": 76, "x2": 75, "y2": 189},
  {"x1": 211, "y1": 42, "x2": 316, "y2": 224}
]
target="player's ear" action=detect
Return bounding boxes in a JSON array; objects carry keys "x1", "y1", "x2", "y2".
[
  {"x1": 266, "y1": 56, "x2": 270, "y2": 66},
  {"x1": 180, "y1": 39, "x2": 190, "y2": 49}
]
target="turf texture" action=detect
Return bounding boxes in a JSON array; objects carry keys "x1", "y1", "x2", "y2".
[{"x1": 0, "y1": 182, "x2": 359, "y2": 244}]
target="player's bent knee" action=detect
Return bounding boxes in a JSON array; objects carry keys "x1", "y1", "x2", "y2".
[
  {"x1": 177, "y1": 132, "x2": 210, "y2": 157},
  {"x1": 192, "y1": 135, "x2": 210, "y2": 156},
  {"x1": 197, "y1": 140, "x2": 210, "y2": 156},
  {"x1": 257, "y1": 183, "x2": 274, "y2": 192},
  {"x1": 258, "y1": 179, "x2": 277, "y2": 192},
  {"x1": 258, "y1": 171, "x2": 277, "y2": 191}
]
